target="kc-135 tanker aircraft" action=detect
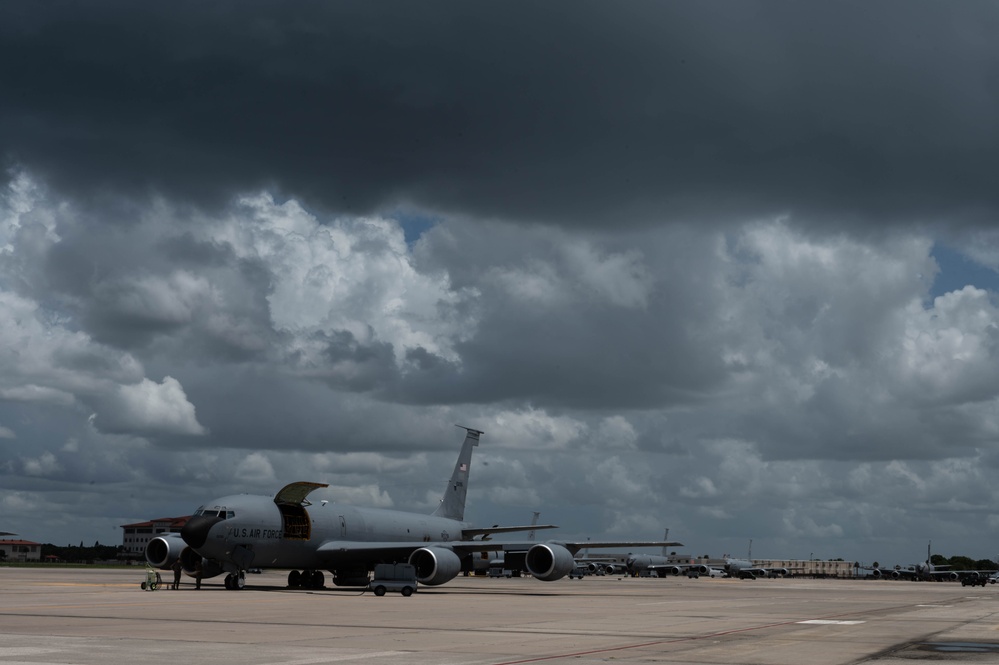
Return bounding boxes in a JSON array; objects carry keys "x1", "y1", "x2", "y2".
[{"x1": 146, "y1": 426, "x2": 682, "y2": 590}]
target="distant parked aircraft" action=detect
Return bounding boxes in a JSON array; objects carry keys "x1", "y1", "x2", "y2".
[
  {"x1": 628, "y1": 556, "x2": 788, "y2": 579},
  {"x1": 628, "y1": 539, "x2": 789, "y2": 579},
  {"x1": 870, "y1": 542, "x2": 995, "y2": 585}
]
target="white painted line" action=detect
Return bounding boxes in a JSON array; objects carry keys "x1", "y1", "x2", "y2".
[
  {"x1": 264, "y1": 652, "x2": 405, "y2": 664},
  {"x1": 798, "y1": 619, "x2": 865, "y2": 625}
]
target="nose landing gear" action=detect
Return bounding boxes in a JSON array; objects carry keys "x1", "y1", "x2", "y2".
[{"x1": 223, "y1": 571, "x2": 246, "y2": 590}]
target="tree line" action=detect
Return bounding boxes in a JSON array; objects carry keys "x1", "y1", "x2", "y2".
[
  {"x1": 929, "y1": 554, "x2": 998, "y2": 571},
  {"x1": 40, "y1": 542, "x2": 124, "y2": 563}
]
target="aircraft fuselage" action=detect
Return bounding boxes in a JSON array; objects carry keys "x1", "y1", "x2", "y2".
[{"x1": 190, "y1": 494, "x2": 470, "y2": 571}]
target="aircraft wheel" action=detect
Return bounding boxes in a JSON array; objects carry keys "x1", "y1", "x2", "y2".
[
  {"x1": 235, "y1": 573, "x2": 246, "y2": 590},
  {"x1": 288, "y1": 570, "x2": 301, "y2": 588},
  {"x1": 373, "y1": 585, "x2": 386, "y2": 597},
  {"x1": 401, "y1": 586, "x2": 413, "y2": 597},
  {"x1": 312, "y1": 570, "x2": 324, "y2": 589},
  {"x1": 140, "y1": 581, "x2": 147, "y2": 590},
  {"x1": 224, "y1": 574, "x2": 233, "y2": 590}
]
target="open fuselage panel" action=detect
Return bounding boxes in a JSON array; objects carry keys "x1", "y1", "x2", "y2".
[
  {"x1": 272, "y1": 481, "x2": 328, "y2": 541},
  {"x1": 278, "y1": 503, "x2": 311, "y2": 540}
]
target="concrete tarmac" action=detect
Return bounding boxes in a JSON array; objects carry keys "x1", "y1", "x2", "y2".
[{"x1": 3, "y1": 567, "x2": 999, "y2": 664}]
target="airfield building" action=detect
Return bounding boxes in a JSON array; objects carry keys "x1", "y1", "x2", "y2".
[
  {"x1": 120, "y1": 517, "x2": 190, "y2": 559},
  {"x1": 0, "y1": 539, "x2": 42, "y2": 562}
]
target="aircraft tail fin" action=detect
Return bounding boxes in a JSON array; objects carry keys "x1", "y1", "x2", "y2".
[{"x1": 432, "y1": 426, "x2": 481, "y2": 521}]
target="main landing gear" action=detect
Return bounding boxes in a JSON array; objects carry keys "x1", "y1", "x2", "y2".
[
  {"x1": 287, "y1": 569, "x2": 325, "y2": 589},
  {"x1": 223, "y1": 572, "x2": 246, "y2": 590}
]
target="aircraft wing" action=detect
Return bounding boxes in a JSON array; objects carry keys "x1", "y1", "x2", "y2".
[
  {"x1": 557, "y1": 540, "x2": 684, "y2": 554},
  {"x1": 460, "y1": 538, "x2": 683, "y2": 559},
  {"x1": 646, "y1": 562, "x2": 696, "y2": 571},
  {"x1": 461, "y1": 524, "x2": 559, "y2": 539},
  {"x1": 316, "y1": 539, "x2": 515, "y2": 565},
  {"x1": 742, "y1": 567, "x2": 771, "y2": 576},
  {"x1": 315, "y1": 539, "x2": 683, "y2": 563},
  {"x1": 869, "y1": 567, "x2": 914, "y2": 580},
  {"x1": 931, "y1": 568, "x2": 997, "y2": 581}
]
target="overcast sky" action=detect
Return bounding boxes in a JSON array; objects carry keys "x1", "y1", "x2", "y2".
[{"x1": 2, "y1": 2, "x2": 999, "y2": 567}]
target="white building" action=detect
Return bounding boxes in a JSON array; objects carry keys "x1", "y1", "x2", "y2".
[
  {"x1": 120, "y1": 517, "x2": 189, "y2": 559},
  {"x1": 0, "y1": 539, "x2": 42, "y2": 562}
]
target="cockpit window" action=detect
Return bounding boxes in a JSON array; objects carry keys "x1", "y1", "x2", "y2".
[{"x1": 194, "y1": 508, "x2": 230, "y2": 519}]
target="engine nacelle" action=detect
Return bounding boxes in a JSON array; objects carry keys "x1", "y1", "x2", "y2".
[
  {"x1": 179, "y1": 547, "x2": 224, "y2": 579},
  {"x1": 889, "y1": 570, "x2": 902, "y2": 580},
  {"x1": 525, "y1": 543, "x2": 575, "y2": 581},
  {"x1": 409, "y1": 547, "x2": 462, "y2": 586},
  {"x1": 587, "y1": 562, "x2": 601, "y2": 573},
  {"x1": 667, "y1": 566, "x2": 683, "y2": 576},
  {"x1": 145, "y1": 535, "x2": 187, "y2": 569},
  {"x1": 945, "y1": 571, "x2": 959, "y2": 581},
  {"x1": 692, "y1": 563, "x2": 712, "y2": 575}
]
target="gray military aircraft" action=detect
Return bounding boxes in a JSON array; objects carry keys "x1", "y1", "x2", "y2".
[
  {"x1": 869, "y1": 542, "x2": 995, "y2": 585},
  {"x1": 628, "y1": 556, "x2": 788, "y2": 579},
  {"x1": 628, "y1": 536, "x2": 789, "y2": 579},
  {"x1": 146, "y1": 426, "x2": 682, "y2": 590}
]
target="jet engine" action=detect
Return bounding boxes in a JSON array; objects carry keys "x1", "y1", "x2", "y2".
[
  {"x1": 945, "y1": 571, "x2": 959, "y2": 581},
  {"x1": 145, "y1": 535, "x2": 223, "y2": 579},
  {"x1": 409, "y1": 547, "x2": 462, "y2": 586},
  {"x1": 179, "y1": 547, "x2": 223, "y2": 579},
  {"x1": 666, "y1": 566, "x2": 684, "y2": 576},
  {"x1": 145, "y1": 535, "x2": 187, "y2": 569},
  {"x1": 525, "y1": 543, "x2": 575, "y2": 581}
]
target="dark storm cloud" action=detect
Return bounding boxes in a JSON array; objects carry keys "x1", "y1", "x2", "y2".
[
  {"x1": 2, "y1": 1, "x2": 997, "y2": 227},
  {"x1": 7, "y1": 2, "x2": 999, "y2": 566}
]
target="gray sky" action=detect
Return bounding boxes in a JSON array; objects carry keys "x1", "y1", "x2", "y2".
[{"x1": 2, "y1": 1, "x2": 999, "y2": 566}]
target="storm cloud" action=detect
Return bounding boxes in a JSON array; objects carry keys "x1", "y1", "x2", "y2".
[
  {"x1": 2, "y1": 2, "x2": 999, "y2": 566},
  {"x1": 3, "y1": 2, "x2": 997, "y2": 227}
]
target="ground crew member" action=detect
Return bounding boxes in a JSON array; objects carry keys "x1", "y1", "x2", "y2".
[
  {"x1": 194, "y1": 560, "x2": 203, "y2": 590},
  {"x1": 171, "y1": 558, "x2": 183, "y2": 590}
]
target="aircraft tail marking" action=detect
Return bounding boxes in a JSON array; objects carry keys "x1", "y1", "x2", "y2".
[{"x1": 432, "y1": 425, "x2": 481, "y2": 521}]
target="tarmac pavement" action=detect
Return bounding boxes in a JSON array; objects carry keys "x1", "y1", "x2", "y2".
[{"x1": 2, "y1": 567, "x2": 999, "y2": 664}]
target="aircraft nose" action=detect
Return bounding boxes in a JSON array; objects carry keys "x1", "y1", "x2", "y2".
[{"x1": 181, "y1": 515, "x2": 222, "y2": 549}]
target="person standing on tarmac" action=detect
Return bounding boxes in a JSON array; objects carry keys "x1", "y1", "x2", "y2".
[
  {"x1": 171, "y1": 558, "x2": 183, "y2": 590},
  {"x1": 194, "y1": 559, "x2": 203, "y2": 590}
]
